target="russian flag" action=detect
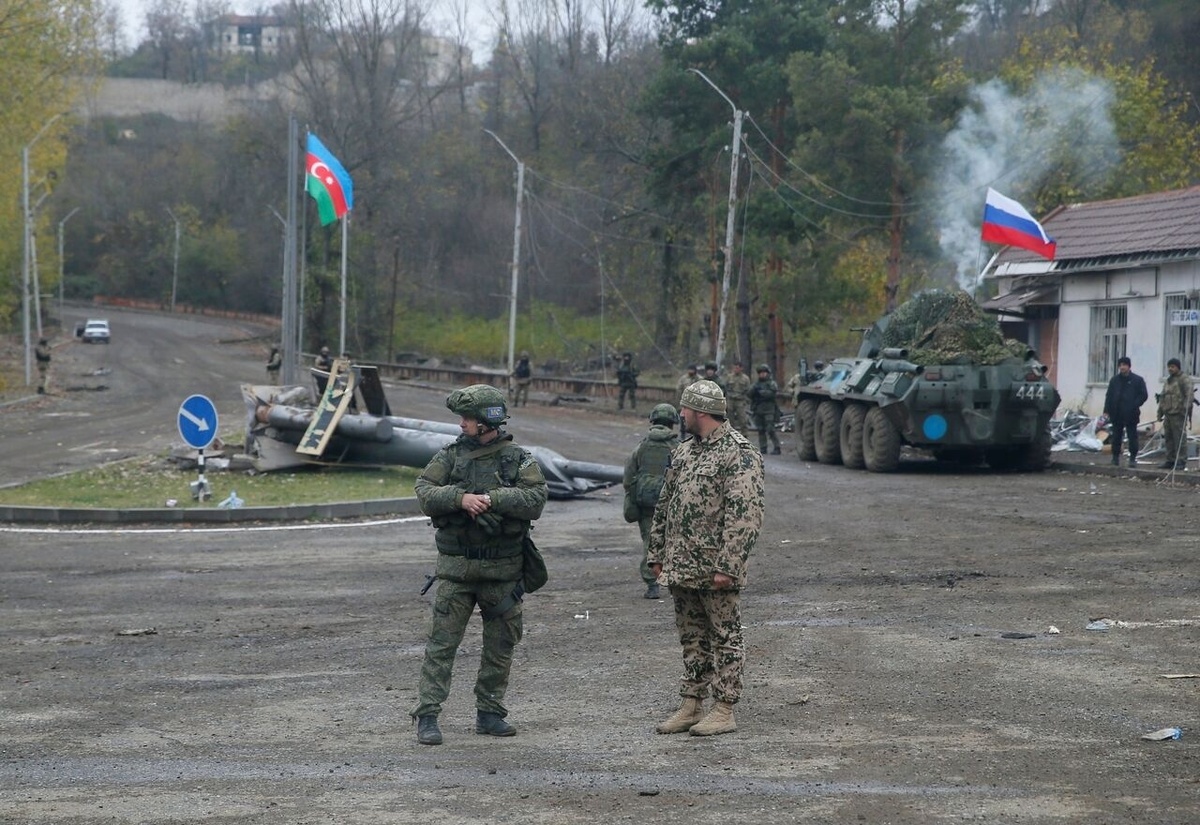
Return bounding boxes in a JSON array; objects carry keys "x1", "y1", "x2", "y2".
[{"x1": 981, "y1": 188, "x2": 1056, "y2": 260}]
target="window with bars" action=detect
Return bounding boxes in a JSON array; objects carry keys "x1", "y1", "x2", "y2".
[
  {"x1": 1089, "y1": 304, "x2": 1127, "y2": 383},
  {"x1": 1164, "y1": 293, "x2": 1200, "y2": 376}
]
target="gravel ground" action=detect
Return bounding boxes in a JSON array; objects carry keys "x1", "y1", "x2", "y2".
[{"x1": 2, "y1": 311, "x2": 1199, "y2": 824}]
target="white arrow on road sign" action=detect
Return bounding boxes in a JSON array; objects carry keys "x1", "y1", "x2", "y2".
[{"x1": 179, "y1": 407, "x2": 211, "y2": 431}]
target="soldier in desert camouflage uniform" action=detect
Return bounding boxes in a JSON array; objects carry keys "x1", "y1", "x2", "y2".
[
  {"x1": 411, "y1": 385, "x2": 548, "y2": 746},
  {"x1": 648, "y1": 379, "x2": 765, "y2": 737}
]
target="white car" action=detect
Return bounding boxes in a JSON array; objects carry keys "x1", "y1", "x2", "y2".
[{"x1": 82, "y1": 319, "x2": 111, "y2": 344}]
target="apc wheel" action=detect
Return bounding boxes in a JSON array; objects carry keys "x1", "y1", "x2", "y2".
[
  {"x1": 795, "y1": 399, "x2": 818, "y2": 461},
  {"x1": 839, "y1": 404, "x2": 867, "y2": 468},
  {"x1": 863, "y1": 406, "x2": 901, "y2": 472},
  {"x1": 814, "y1": 400, "x2": 843, "y2": 465}
]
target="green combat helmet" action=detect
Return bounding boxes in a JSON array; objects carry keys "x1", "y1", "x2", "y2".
[
  {"x1": 649, "y1": 403, "x2": 679, "y2": 426},
  {"x1": 446, "y1": 384, "x2": 509, "y2": 427},
  {"x1": 757, "y1": 363, "x2": 771, "y2": 374},
  {"x1": 680, "y1": 379, "x2": 726, "y2": 416}
]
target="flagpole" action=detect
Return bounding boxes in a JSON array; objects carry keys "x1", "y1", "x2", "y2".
[{"x1": 340, "y1": 214, "x2": 348, "y2": 357}]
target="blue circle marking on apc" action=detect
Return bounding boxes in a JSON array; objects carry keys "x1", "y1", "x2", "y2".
[
  {"x1": 178, "y1": 394, "x2": 219, "y2": 450},
  {"x1": 922, "y1": 414, "x2": 948, "y2": 440}
]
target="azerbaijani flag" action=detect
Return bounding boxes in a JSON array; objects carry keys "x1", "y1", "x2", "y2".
[
  {"x1": 981, "y1": 188, "x2": 1056, "y2": 260},
  {"x1": 306, "y1": 133, "x2": 353, "y2": 226}
]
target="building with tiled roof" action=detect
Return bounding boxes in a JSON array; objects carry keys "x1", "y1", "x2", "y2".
[{"x1": 984, "y1": 185, "x2": 1200, "y2": 422}]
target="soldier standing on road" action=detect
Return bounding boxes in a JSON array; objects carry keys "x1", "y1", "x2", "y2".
[
  {"x1": 512, "y1": 351, "x2": 533, "y2": 407},
  {"x1": 703, "y1": 361, "x2": 725, "y2": 394},
  {"x1": 411, "y1": 385, "x2": 548, "y2": 746},
  {"x1": 749, "y1": 364, "x2": 782, "y2": 455},
  {"x1": 1156, "y1": 358, "x2": 1193, "y2": 470},
  {"x1": 623, "y1": 404, "x2": 681, "y2": 600},
  {"x1": 315, "y1": 346, "x2": 334, "y2": 371},
  {"x1": 616, "y1": 352, "x2": 639, "y2": 410},
  {"x1": 675, "y1": 364, "x2": 698, "y2": 400},
  {"x1": 35, "y1": 338, "x2": 51, "y2": 395},
  {"x1": 725, "y1": 361, "x2": 751, "y2": 434},
  {"x1": 1103, "y1": 356, "x2": 1148, "y2": 467},
  {"x1": 266, "y1": 347, "x2": 282, "y2": 384},
  {"x1": 648, "y1": 379, "x2": 765, "y2": 737}
]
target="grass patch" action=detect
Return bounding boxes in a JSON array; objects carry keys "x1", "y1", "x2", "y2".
[{"x1": 0, "y1": 456, "x2": 418, "y2": 509}]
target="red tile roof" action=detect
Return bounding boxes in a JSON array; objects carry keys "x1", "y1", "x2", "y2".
[{"x1": 997, "y1": 185, "x2": 1200, "y2": 271}]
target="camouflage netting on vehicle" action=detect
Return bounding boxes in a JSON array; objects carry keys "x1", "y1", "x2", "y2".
[{"x1": 881, "y1": 290, "x2": 1030, "y2": 366}]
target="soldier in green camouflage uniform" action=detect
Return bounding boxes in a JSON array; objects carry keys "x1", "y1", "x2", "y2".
[
  {"x1": 623, "y1": 404, "x2": 681, "y2": 600},
  {"x1": 748, "y1": 364, "x2": 782, "y2": 455},
  {"x1": 725, "y1": 361, "x2": 751, "y2": 435},
  {"x1": 411, "y1": 385, "x2": 548, "y2": 745},
  {"x1": 648, "y1": 379, "x2": 765, "y2": 737},
  {"x1": 1157, "y1": 358, "x2": 1194, "y2": 469},
  {"x1": 675, "y1": 365, "x2": 699, "y2": 401}
]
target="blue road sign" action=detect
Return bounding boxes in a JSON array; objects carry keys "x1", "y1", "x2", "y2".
[{"x1": 178, "y1": 394, "x2": 219, "y2": 450}]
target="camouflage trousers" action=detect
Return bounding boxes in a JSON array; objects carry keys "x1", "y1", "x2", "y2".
[
  {"x1": 728, "y1": 401, "x2": 749, "y2": 434},
  {"x1": 753, "y1": 412, "x2": 781, "y2": 452},
  {"x1": 513, "y1": 379, "x2": 531, "y2": 407},
  {"x1": 1162, "y1": 414, "x2": 1188, "y2": 465},
  {"x1": 618, "y1": 386, "x2": 636, "y2": 409},
  {"x1": 668, "y1": 585, "x2": 745, "y2": 704},
  {"x1": 412, "y1": 575, "x2": 523, "y2": 719},
  {"x1": 637, "y1": 515, "x2": 656, "y2": 585}
]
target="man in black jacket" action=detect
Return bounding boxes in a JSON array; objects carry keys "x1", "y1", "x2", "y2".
[{"x1": 1103, "y1": 356, "x2": 1149, "y2": 467}]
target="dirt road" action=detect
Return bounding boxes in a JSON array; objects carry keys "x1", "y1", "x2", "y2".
[{"x1": 2, "y1": 313, "x2": 1199, "y2": 823}]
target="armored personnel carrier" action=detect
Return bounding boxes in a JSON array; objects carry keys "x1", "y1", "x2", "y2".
[{"x1": 794, "y1": 291, "x2": 1060, "y2": 472}]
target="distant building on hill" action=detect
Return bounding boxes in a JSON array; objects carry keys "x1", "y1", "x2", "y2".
[{"x1": 209, "y1": 14, "x2": 290, "y2": 57}]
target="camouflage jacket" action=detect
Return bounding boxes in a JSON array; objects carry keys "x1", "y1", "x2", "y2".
[
  {"x1": 617, "y1": 362, "x2": 639, "y2": 388},
  {"x1": 726, "y1": 372, "x2": 751, "y2": 404},
  {"x1": 1159, "y1": 372, "x2": 1194, "y2": 417},
  {"x1": 415, "y1": 432, "x2": 547, "y2": 558},
  {"x1": 622, "y1": 424, "x2": 680, "y2": 521},
  {"x1": 647, "y1": 421, "x2": 765, "y2": 589},
  {"x1": 748, "y1": 378, "x2": 780, "y2": 415},
  {"x1": 676, "y1": 373, "x2": 698, "y2": 399}
]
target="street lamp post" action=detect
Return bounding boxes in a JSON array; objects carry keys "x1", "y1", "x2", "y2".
[
  {"x1": 166, "y1": 207, "x2": 181, "y2": 312},
  {"x1": 483, "y1": 129, "x2": 525, "y2": 389},
  {"x1": 58, "y1": 207, "x2": 81, "y2": 319},
  {"x1": 22, "y1": 113, "x2": 63, "y2": 386},
  {"x1": 687, "y1": 69, "x2": 744, "y2": 370}
]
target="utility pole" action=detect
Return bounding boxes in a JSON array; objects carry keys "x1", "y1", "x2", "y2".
[
  {"x1": 58, "y1": 207, "x2": 81, "y2": 320},
  {"x1": 688, "y1": 69, "x2": 743, "y2": 370},
  {"x1": 484, "y1": 129, "x2": 525, "y2": 388},
  {"x1": 166, "y1": 207, "x2": 181, "y2": 313},
  {"x1": 22, "y1": 113, "x2": 63, "y2": 386}
]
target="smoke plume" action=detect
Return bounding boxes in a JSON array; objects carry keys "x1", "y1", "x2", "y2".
[{"x1": 933, "y1": 67, "x2": 1119, "y2": 290}]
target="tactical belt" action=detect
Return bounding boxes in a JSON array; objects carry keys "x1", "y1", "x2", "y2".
[{"x1": 437, "y1": 542, "x2": 523, "y2": 560}]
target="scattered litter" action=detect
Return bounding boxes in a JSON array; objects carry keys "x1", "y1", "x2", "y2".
[
  {"x1": 116, "y1": 628, "x2": 157, "y2": 636},
  {"x1": 1051, "y1": 410, "x2": 1106, "y2": 452},
  {"x1": 573, "y1": 610, "x2": 590, "y2": 620},
  {"x1": 1046, "y1": 625, "x2": 1061, "y2": 635},
  {"x1": 637, "y1": 790, "x2": 660, "y2": 797},
  {"x1": 1161, "y1": 674, "x2": 1200, "y2": 679},
  {"x1": 1086, "y1": 619, "x2": 1114, "y2": 631},
  {"x1": 1141, "y1": 727, "x2": 1182, "y2": 741},
  {"x1": 217, "y1": 490, "x2": 244, "y2": 509},
  {"x1": 165, "y1": 499, "x2": 178, "y2": 507},
  {"x1": 780, "y1": 539, "x2": 792, "y2": 544},
  {"x1": 1001, "y1": 632, "x2": 1037, "y2": 639}
]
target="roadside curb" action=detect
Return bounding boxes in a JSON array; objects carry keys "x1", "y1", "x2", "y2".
[
  {"x1": 0, "y1": 496, "x2": 425, "y2": 526},
  {"x1": 1051, "y1": 457, "x2": 1200, "y2": 484}
]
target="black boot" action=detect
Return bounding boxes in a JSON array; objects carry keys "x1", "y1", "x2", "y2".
[
  {"x1": 476, "y1": 711, "x2": 516, "y2": 737},
  {"x1": 416, "y1": 715, "x2": 442, "y2": 745}
]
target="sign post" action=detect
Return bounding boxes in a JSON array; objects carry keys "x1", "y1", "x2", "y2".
[{"x1": 178, "y1": 394, "x2": 218, "y2": 501}]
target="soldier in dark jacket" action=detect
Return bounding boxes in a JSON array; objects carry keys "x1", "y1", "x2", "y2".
[
  {"x1": 622, "y1": 404, "x2": 680, "y2": 599},
  {"x1": 35, "y1": 338, "x2": 51, "y2": 394},
  {"x1": 616, "y1": 352, "x2": 639, "y2": 410},
  {"x1": 411, "y1": 385, "x2": 548, "y2": 745},
  {"x1": 1103, "y1": 356, "x2": 1148, "y2": 467}
]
